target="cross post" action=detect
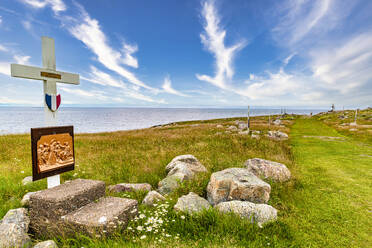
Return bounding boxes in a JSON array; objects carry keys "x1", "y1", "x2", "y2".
[{"x1": 10, "y1": 36, "x2": 79, "y2": 188}]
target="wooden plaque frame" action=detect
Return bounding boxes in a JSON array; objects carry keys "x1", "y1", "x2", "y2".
[{"x1": 31, "y1": 125, "x2": 75, "y2": 181}]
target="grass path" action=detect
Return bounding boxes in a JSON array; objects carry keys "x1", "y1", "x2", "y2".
[{"x1": 288, "y1": 118, "x2": 371, "y2": 247}]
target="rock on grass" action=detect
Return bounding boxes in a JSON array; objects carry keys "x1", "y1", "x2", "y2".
[
  {"x1": 33, "y1": 240, "x2": 58, "y2": 248},
  {"x1": 108, "y1": 183, "x2": 151, "y2": 193},
  {"x1": 245, "y1": 158, "x2": 291, "y2": 182},
  {"x1": 21, "y1": 192, "x2": 37, "y2": 206},
  {"x1": 158, "y1": 175, "x2": 181, "y2": 195},
  {"x1": 215, "y1": 200, "x2": 277, "y2": 227},
  {"x1": 207, "y1": 168, "x2": 271, "y2": 205},
  {"x1": 165, "y1": 155, "x2": 207, "y2": 175},
  {"x1": 158, "y1": 155, "x2": 207, "y2": 195},
  {"x1": 142, "y1": 191, "x2": 166, "y2": 206},
  {"x1": 0, "y1": 208, "x2": 31, "y2": 248},
  {"x1": 174, "y1": 192, "x2": 211, "y2": 214}
]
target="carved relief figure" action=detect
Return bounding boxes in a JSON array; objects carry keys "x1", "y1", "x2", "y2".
[{"x1": 37, "y1": 136, "x2": 73, "y2": 172}]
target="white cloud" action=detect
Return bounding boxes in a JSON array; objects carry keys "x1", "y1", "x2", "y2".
[
  {"x1": 59, "y1": 87, "x2": 108, "y2": 100},
  {"x1": 283, "y1": 53, "x2": 296, "y2": 66},
  {"x1": 14, "y1": 55, "x2": 31, "y2": 65},
  {"x1": 121, "y1": 43, "x2": 138, "y2": 68},
  {"x1": 0, "y1": 15, "x2": 2, "y2": 25},
  {"x1": 0, "y1": 54, "x2": 31, "y2": 76},
  {"x1": 0, "y1": 62, "x2": 10, "y2": 76},
  {"x1": 81, "y1": 66, "x2": 164, "y2": 103},
  {"x1": 82, "y1": 66, "x2": 126, "y2": 88},
  {"x1": 310, "y1": 32, "x2": 372, "y2": 93},
  {"x1": 272, "y1": 0, "x2": 333, "y2": 45},
  {"x1": 196, "y1": 0, "x2": 246, "y2": 89},
  {"x1": 162, "y1": 76, "x2": 188, "y2": 97},
  {"x1": 240, "y1": 69, "x2": 299, "y2": 100},
  {"x1": 66, "y1": 5, "x2": 154, "y2": 91},
  {"x1": 21, "y1": 0, "x2": 66, "y2": 14}
]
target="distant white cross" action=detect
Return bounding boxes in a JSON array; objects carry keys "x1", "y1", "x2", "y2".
[{"x1": 10, "y1": 36, "x2": 79, "y2": 188}]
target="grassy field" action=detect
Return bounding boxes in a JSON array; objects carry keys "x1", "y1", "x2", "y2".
[{"x1": 0, "y1": 112, "x2": 371, "y2": 247}]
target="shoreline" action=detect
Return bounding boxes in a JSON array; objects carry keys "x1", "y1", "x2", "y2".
[{"x1": 0, "y1": 114, "x2": 299, "y2": 136}]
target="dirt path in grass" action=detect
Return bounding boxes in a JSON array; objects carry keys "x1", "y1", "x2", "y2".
[{"x1": 287, "y1": 118, "x2": 371, "y2": 247}]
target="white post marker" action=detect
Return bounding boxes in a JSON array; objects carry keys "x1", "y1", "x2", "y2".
[
  {"x1": 10, "y1": 36, "x2": 79, "y2": 188},
  {"x1": 247, "y1": 105, "x2": 250, "y2": 133}
]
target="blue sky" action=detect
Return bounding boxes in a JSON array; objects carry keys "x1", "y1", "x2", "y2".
[{"x1": 0, "y1": 0, "x2": 371, "y2": 108}]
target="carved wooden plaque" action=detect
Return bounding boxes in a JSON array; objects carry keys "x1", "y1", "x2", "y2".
[{"x1": 31, "y1": 126, "x2": 75, "y2": 181}]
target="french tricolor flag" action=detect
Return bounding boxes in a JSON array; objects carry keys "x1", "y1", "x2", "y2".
[{"x1": 45, "y1": 94, "x2": 61, "y2": 112}]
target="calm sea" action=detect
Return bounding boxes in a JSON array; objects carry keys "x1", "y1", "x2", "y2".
[{"x1": 0, "y1": 107, "x2": 324, "y2": 135}]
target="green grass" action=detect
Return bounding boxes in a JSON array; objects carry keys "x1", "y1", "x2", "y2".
[
  {"x1": 286, "y1": 118, "x2": 371, "y2": 247},
  {"x1": 0, "y1": 115, "x2": 371, "y2": 247}
]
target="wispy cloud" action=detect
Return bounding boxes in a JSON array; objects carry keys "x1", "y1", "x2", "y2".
[
  {"x1": 59, "y1": 87, "x2": 108, "y2": 100},
  {"x1": 0, "y1": 15, "x2": 2, "y2": 25},
  {"x1": 81, "y1": 66, "x2": 164, "y2": 103},
  {"x1": 121, "y1": 43, "x2": 138, "y2": 68},
  {"x1": 18, "y1": 0, "x2": 164, "y2": 104},
  {"x1": 20, "y1": 0, "x2": 66, "y2": 14},
  {"x1": 82, "y1": 66, "x2": 126, "y2": 88},
  {"x1": 0, "y1": 50, "x2": 31, "y2": 76},
  {"x1": 66, "y1": 4, "x2": 154, "y2": 91},
  {"x1": 14, "y1": 55, "x2": 31, "y2": 65},
  {"x1": 196, "y1": 0, "x2": 246, "y2": 89},
  {"x1": 310, "y1": 32, "x2": 372, "y2": 93},
  {"x1": 162, "y1": 76, "x2": 188, "y2": 97},
  {"x1": 272, "y1": 0, "x2": 333, "y2": 45}
]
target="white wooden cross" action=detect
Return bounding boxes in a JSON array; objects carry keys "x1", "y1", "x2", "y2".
[{"x1": 10, "y1": 36, "x2": 79, "y2": 188}]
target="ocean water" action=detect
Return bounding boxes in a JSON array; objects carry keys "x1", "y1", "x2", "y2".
[{"x1": 0, "y1": 107, "x2": 324, "y2": 135}]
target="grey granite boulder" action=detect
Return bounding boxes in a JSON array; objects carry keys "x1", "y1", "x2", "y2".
[
  {"x1": 158, "y1": 175, "x2": 181, "y2": 195},
  {"x1": 273, "y1": 119, "x2": 281, "y2": 125},
  {"x1": 227, "y1": 125, "x2": 238, "y2": 131},
  {"x1": 108, "y1": 183, "x2": 151, "y2": 193},
  {"x1": 21, "y1": 192, "x2": 37, "y2": 206},
  {"x1": 238, "y1": 130, "x2": 249, "y2": 135},
  {"x1": 245, "y1": 158, "x2": 291, "y2": 182},
  {"x1": 0, "y1": 223, "x2": 31, "y2": 248},
  {"x1": 142, "y1": 191, "x2": 166, "y2": 206},
  {"x1": 159, "y1": 155, "x2": 207, "y2": 194},
  {"x1": 167, "y1": 162, "x2": 195, "y2": 180},
  {"x1": 165, "y1": 155, "x2": 207, "y2": 175},
  {"x1": 207, "y1": 168, "x2": 271, "y2": 205},
  {"x1": 267, "y1": 131, "x2": 288, "y2": 140},
  {"x1": 215, "y1": 200, "x2": 277, "y2": 227},
  {"x1": 33, "y1": 240, "x2": 58, "y2": 248},
  {"x1": 238, "y1": 122, "x2": 248, "y2": 129},
  {"x1": 251, "y1": 134, "x2": 260, "y2": 139},
  {"x1": 0, "y1": 208, "x2": 30, "y2": 232},
  {"x1": 174, "y1": 192, "x2": 211, "y2": 214},
  {"x1": 0, "y1": 208, "x2": 31, "y2": 247},
  {"x1": 216, "y1": 124, "x2": 223, "y2": 128}
]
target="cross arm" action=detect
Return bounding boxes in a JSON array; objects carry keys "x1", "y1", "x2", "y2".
[{"x1": 11, "y1": 64, "x2": 80, "y2": 85}]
